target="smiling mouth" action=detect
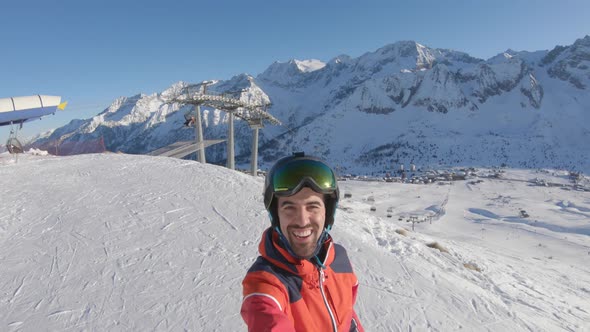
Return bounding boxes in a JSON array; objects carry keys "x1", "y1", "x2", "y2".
[{"x1": 292, "y1": 229, "x2": 312, "y2": 239}]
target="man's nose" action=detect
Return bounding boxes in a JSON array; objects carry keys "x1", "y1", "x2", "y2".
[{"x1": 292, "y1": 207, "x2": 311, "y2": 226}]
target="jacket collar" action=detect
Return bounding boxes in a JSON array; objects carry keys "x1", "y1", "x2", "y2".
[{"x1": 258, "y1": 227, "x2": 335, "y2": 276}]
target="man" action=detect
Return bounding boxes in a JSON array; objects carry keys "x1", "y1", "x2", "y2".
[
  {"x1": 183, "y1": 115, "x2": 195, "y2": 127},
  {"x1": 241, "y1": 152, "x2": 364, "y2": 332}
]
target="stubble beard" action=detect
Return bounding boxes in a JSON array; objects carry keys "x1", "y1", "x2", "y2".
[{"x1": 287, "y1": 225, "x2": 321, "y2": 259}]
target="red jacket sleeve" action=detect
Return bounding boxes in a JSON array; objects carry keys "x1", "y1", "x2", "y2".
[
  {"x1": 241, "y1": 294, "x2": 295, "y2": 332},
  {"x1": 350, "y1": 281, "x2": 365, "y2": 332},
  {"x1": 350, "y1": 309, "x2": 364, "y2": 332}
]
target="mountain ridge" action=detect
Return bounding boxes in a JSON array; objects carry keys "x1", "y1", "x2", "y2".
[{"x1": 31, "y1": 36, "x2": 590, "y2": 174}]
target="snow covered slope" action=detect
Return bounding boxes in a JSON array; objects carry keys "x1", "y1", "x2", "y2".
[{"x1": 1, "y1": 152, "x2": 589, "y2": 331}]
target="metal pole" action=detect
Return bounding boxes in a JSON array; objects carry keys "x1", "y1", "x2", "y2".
[
  {"x1": 250, "y1": 126, "x2": 259, "y2": 176},
  {"x1": 195, "y1": 105, "x2": 206, "y2": 163},
  {"x1": 227, "y1": 112, "x2": 235, "y2": 170}
]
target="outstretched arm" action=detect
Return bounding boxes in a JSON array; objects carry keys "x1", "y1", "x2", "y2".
[
  {"x1": 350, "y1": 281, "x2": 365, "y2": 332},
  {"x1": 241, "y1": 293, "x2": 295, "y2": 332}
]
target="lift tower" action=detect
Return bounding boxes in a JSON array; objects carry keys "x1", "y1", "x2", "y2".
[{"x1": 165, "y1": 81, "x2": 281, "y2": 175}]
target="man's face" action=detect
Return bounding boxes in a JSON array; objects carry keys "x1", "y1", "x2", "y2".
[{"x1": 277, "y1": 187, "x2": 326, "y2": 259}]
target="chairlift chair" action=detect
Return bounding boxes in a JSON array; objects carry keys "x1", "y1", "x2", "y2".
[{"x1": 6, "y1": 123, "x2": 24, "y2": 154}]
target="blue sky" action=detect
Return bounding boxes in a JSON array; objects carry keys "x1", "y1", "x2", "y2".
[{"x1": 1, "y1": 0, "x2": 589, "y2": 140}]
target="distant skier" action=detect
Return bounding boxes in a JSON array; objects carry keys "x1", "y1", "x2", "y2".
[{"x1": 241, "y1": 152, "x2": 364, "y2": 331}]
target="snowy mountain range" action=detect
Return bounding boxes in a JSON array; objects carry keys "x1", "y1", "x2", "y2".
[{"x1": 31, "y1": 36, "x2": 590, "y2": 174}]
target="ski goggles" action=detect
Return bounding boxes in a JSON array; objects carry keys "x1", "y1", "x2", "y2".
[{"x1": 271, "y1": 159, "x2": 338, "y2": 196}]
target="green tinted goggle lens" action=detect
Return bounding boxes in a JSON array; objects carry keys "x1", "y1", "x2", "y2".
[{"x1": 272, "y1": 159, "x2": 336, "y2": 193}]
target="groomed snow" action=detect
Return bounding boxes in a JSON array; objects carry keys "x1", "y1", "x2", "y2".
[{"x1": 1, "y1": 152, "x2": 589, "y2": 331}]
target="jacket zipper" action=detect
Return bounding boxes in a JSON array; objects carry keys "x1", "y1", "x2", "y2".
[{"x1": 319, "y1": 268, "x2": 337, "y2": 332}]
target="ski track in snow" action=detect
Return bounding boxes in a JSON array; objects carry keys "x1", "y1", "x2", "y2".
[
  {"x1": 212, "y1": 205, "x2": 238, "y2": 231},
  {"x1": 0, "y1": 153, "x2": 589, "y2": 331}
]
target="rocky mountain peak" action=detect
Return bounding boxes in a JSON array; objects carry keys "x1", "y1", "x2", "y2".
[
  {"x1": 257, "y1": 59, "x2": 321, "y2": 87},
  {"x1": 371, "y1": 40, "x2": 436, "y2": 70},
  {"x1": 328, "y1": 54, "x2": 353, "y2": 66},
  {"x1": 572, "y1": 35, "x2": 590, "y2": 48},
  {"x1": 545, "y1": 35, "x2": 590, "y2": 89}
]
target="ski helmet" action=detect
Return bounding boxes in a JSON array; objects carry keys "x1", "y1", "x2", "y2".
[{"x1": 264, "y1": 152, "x2": 340, "y2": 228}]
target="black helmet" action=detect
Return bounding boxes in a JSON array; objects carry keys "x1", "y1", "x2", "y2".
[{"x1": 264, "y1": 152, "x2": 340, "y2": 228}]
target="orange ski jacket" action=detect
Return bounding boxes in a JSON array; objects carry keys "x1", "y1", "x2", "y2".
[{"x1": 241, "y1": 228, "x2": 364, "y2": 332}]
